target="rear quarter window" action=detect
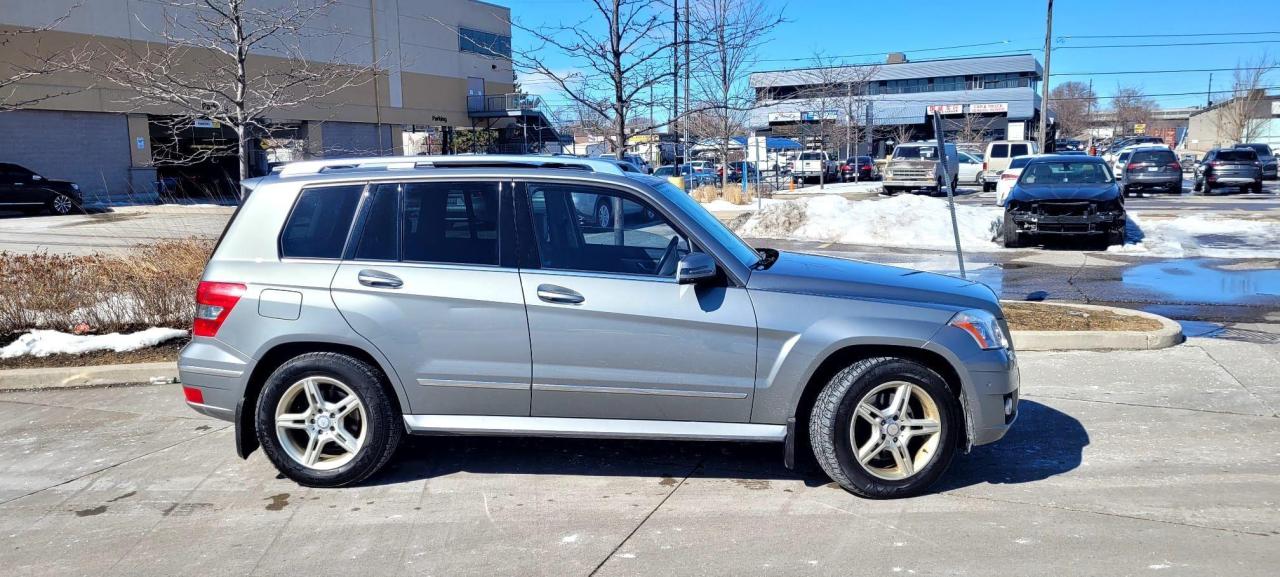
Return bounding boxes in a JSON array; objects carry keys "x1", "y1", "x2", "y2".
[
  {"x1": 990, "y1": 144, "x2": 1009, "y2": 158},
  {"x1": 279, "y1": 184, "x2": 364, "y2": 259}
]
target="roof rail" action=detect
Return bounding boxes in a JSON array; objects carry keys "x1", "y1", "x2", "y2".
[{"x1": 277, "y1": 154, "x2": 625, "y2": 178}]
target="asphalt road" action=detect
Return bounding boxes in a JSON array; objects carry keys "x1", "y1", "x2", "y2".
[{"x1": 1, "y1": 337, "x2": 1277, "y2": 576}]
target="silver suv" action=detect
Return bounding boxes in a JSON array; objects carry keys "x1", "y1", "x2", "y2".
[{"x1": 179, "y1": 155, "x2": 1019, "y2": 498}]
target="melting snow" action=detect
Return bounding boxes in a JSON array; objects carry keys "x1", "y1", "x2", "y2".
[{"x1": 0, "y1": 328, "x2": 187, "y2": 359}]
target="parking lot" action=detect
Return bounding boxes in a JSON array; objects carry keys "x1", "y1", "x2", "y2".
[{"x1": 1, "y1": 336, "x2": 1277, "y2": 576}]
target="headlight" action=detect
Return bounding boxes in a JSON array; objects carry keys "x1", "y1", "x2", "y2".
[
  {"x1": 71, "y1": 183, "x2": 80, "y2": 191},
  {"x1": 948, "y1": 309, "x2": 1009, "y2": 350}
]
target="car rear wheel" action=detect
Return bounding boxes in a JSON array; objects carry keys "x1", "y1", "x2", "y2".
[
  {"x1": 809, "y1": 357, "x2": 959, "y2": 499},
  {"x1": 256, "y1": 352, "x2": 402, "y2": 487},
  {"x1": 1250, "y1": 182, "x2": 1263, "y2": 194}
]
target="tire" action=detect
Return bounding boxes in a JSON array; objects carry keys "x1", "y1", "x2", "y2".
[
  {"x1": 594, "y1": 200, "x2": 613, "y2": 228},
  {"x1": 809, "y1": 357, "x2": 960, "y2": 499},
  {"x1": 1002, "y1": 211, "x2": 1023, "y2": 248},
  {"x1": 255, "y1": 352, "x2": 402, "y2": 488},
  {"x1": 1121, "y1": 185, "x2": 1129, "y2": 198},
  {"x1": 983, "y1": 182, "x2": 995, "y2": 193},
  {"x1": 1250, "y1": 182, "x2": 1263, "y2": 194},
  {"x1": 1203, "y1": 181, "x2": 1214, "y2": 195},
  {"x1": 48, "y1": 193, "x2": 77, "y2": 215}
]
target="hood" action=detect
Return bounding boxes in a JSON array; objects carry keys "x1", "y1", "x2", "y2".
[
  {"x1": 1009, "y1": 182, "x2": 1118, "y2": 202},
  {"x1": 747, "y1": 251, "x2": 1002, "y2": 317}
]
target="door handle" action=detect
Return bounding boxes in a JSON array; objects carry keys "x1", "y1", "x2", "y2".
[
  {"x1": 358, "y1": 269, "x2": 403, "y2": 289},
  {"x1": 537, "y1": 284, "x2": 584, "y2": 304}
]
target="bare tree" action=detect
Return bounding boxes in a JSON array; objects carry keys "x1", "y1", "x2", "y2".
[
  {"x1": 1213, "y1": 54, "x2": 1277, "y2": 145},
  {"x1": 0, "y1": 6, "x2": 95, "y2": 111},
  {"x1": 688, "y1": 0, "x2": 782, "y2": 186},
  {"x1": 951, "y1": 112, "x2": 997, "y2": 145},
  {"x1": 514, "y1": 0, "x2": 677, "y2": 160},
  {"x1": 1110, "y1": 85, "x2": 1158, "y2": 137},
  {"x1": 1047, "y1": 80, "x2": 1097, "y2": 139},
  {"x1": 881, "y1": 123, "x2": 915, "y2": 153},
  {"x1": 84, "y1": 0, "x2": 376, "y2": 188}
]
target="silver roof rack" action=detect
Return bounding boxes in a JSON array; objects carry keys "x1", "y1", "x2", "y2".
[{"x1": 277, "y1": 154, "x2": 626, "y2": 178}]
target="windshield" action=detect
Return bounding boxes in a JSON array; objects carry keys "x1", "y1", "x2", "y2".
[
  {"x1": 655, "y1": 181, "x2": 761, "y2": 268},
  {"x1": 1217, "y1": 149, "x2": 1257, "y2": 161},
  {"x1": 1019, "y1": 160, "x2": 1114, "y2": 185},
  {"x1": 893, "y1": 146, "x2": 938, "y2": 160},
  {"x1": 799, "y1": 152, "x2": 823, "y2": 160}
]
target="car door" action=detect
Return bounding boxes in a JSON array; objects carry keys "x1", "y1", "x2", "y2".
[
  {"x1": 0, "y1": 164, "x2": 39, "y2": 207},
  {"x1": 516, "y1": 180, "x2": 757, "y2": 423},
  {"x1": 330, "y1": 180, "x2": 533, "y2": 416}
]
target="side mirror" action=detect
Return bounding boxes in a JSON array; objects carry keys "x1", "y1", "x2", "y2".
[
  {"x1": 31, "y1": 174, "x2": 43, "y2": 181},
  {"x1": 676, "y1": 252, "x2": 717, "y2": 285}
]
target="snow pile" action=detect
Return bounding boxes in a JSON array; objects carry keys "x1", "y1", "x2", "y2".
[
  {"x1": 0, "y1": 328, "x2": 187, "y2": 359},
  {"x1": 732, "y1": 195, "x2": 1004, "y2": 251},
  {"x1": 789, "y1": 181, "x2": 884, "y2": 195},
  {"x1": 1112, "y1": 214, "x2": 1280, "y2": 258}
]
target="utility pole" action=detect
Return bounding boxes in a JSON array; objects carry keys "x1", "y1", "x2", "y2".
[
  {"x1": 1038, "y1": 0, "x2": 1054, "y2": 151},
  {"x1": 682, "y1": 0, "x2": 690, "y2": 166},
  {"x1": 672, "y1": 0, "x2": 679, "y2": 161},
  {"x1": 1206, "y1": 72, "x2": 1213, "y2": 107},
  {"x1": 1086, "y1": 78, "x2": 1094, "y2": 151}
]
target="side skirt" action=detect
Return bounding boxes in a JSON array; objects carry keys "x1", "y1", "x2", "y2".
[{"x1": 403, "y1": 415, "x2": 786, "y2": 443}]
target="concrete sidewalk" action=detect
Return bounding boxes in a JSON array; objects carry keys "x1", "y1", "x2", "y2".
[{"x1": 0, "y1": 338, "x2": 1277, "y2": 576}]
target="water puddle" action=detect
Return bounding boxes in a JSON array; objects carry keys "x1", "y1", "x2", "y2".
[{"x1": 1123, "y1": 259, "x2": 1280, "y2": 304}]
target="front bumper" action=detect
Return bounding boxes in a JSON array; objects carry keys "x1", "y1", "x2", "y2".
[
  {"x1": 1008, "y1": 206, "x2": 1126, "y2": 235},
  {"x1": 927, "y1": 326, "x2": 1020, "y2": 447},
  {"x1": 882, "y1": 179, "x2": 936, "y2": 188}
]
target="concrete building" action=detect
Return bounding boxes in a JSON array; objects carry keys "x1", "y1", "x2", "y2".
[
  {"x1": 749, "y1": 53, "x2": 1045, "y2": 155},
  {"x1": 0, "y1": 0, "x2": 554, "y2": 203},
  {"x1": 1184, "y1": 93, "x2": 1280, "y2": 154}
]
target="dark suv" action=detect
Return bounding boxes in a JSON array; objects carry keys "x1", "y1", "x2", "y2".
[
  {"x1": 0, "y1": 163, "x2": 83, "y2": 215},
  {"x1": 1118, "y1": 146, "x2": 1182, "y2": 196},
  {"x1": 1193, "y1": 148, "x2": 1264, "y2": 194}
]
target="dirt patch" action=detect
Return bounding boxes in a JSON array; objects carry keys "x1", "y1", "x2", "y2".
[
  {"x1": 1004, "y1": 302, "x2": 1162, "y2": 332},
  {"x1": 0, "y1": 336, "x2": 185, "y2": 370}
]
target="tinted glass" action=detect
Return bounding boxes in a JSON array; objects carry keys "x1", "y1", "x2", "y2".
[
  {"x1": 280, "y1": 185, "x2": 363, "y2": 259},
  {"x1": 528, "y1": 184, "x2": 689, "y2": 277},
  {"x1": 1244, "y1": 144, "x2": 1272, "y2": 156},
  {"x1": 893, "y1": 146, "x2": 938, "y2": 159},
  {"x1": 458, "y1": 28, "x2": 512, "y2": 59},
  {"x1": 991, "y1": 144, "x2": 1009, "y2": 158},
  {"x1": 1010, "y1": 144, "x2": 1030, "y2": 157},
  {"x1": 1132, "y1": 150, "x2": 1176, "y2": 164},
  {"x1": 1216, "y1": 150, "x2": 1257, "y2": 161},
  {"x1": 1009, "y1": 156, "x2": 1032, "y2": 169},
  {"x1": 799, "y1": 152, "x2": 823, "y2": 160},
  {"x1": 655, "y1": 181, "x2": 760, "y2": 268},
  {"x1": 354, "y1": 184, "x2": 399, "y2": 260},
  {"x1": 654, "y1": 166, "x2": 673, "y2": 176},
  {"x1": 401, "y1": 182, "x2": 500, "y2": 265},
  {"x1": 1020, "y1": 161, "x2": 1113, "y2": 184}
]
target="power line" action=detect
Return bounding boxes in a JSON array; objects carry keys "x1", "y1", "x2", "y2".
[
  {"x1": 754, "y1": 41, "x2": 1014, "y2": 63},
  {"x1": 1058, "y1": 31, "x2": 1280, "y2": 39},
  {"x1": 1056, "y1": 39, "x2": 1280, "y2": 49},
  {"x1": 1052, "y1": 66, "x2": 1277, "y2": 76}
]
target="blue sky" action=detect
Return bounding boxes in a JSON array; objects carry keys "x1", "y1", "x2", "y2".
[{"x1": 486, "y1": 0, "x2": 1278, "y2": 115}]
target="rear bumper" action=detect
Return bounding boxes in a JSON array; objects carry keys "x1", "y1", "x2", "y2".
[
  {"x1": 177, "y1": 339, "x2": 250, "y2": 423},
  {"x1": 1123, "y1": 175, "x2": 1181, "y2": 188},
  {"x1": 1209, "y1": 176, "x2": 1261, "y2": 185}
]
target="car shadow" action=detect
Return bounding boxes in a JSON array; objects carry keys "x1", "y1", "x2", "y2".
[{"x1": 364, "y1": 400, "x2": 1087, "y2": 493}]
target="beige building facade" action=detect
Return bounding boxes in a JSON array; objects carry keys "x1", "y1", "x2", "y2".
[{"x1": 0, "y1": 0, "x2": 522, "y2": 202}]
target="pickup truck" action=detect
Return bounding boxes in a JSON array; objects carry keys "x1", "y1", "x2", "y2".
[{"x1": 790, "y1": 151, "x2": 836, "y2": 184}]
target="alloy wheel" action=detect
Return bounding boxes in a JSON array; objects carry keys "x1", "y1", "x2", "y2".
[
  {"x1": 274, "y1": 376, "x2": 367, "y2": 470},
  {"x1": 596, "y1": 202, "x2": 612, "y2": 228},
  {"x1": 52, "y1": 194, "x2": 73, "y2": 215},
  {"x1": 849, "y1": 381, "x2": 942, "y2": 480}
]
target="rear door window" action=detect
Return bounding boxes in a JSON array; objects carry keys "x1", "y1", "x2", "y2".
[
  {"x1": 280, "y1": 184, "x2": 364, "y2": 259},
  {"x1": 990, "y1": 144, "x2": 1009, "y2": 158},
  {"x1": 1010, "y1": 144, "x2": 1030, "y2": 157},
  {"x1": 351, "y1": 181, "x2": 502, "y2": 266}
]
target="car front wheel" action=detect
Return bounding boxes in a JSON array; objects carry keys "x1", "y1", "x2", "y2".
[
  {"x1": 256, "y1": 352, "x2": 402, "y2": 487},
  {"x1": 809, "y1": 357, "x2": 960, "y2": 499},
  {"x1": 48, "y1": 193, "x2": 77, "y2": 215}
]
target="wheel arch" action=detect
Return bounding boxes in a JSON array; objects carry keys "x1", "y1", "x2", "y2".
[
  {"x1": 234, "y1": 340, "x2": 406, "y2": 459},
  {"x1": 789, "y1": 344, "x2": 967, "y2": 466}
]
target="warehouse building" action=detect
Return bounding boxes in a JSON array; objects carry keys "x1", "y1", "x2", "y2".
[
  {"x1": 0, "y1": 0, "x2": 555, "y2": 203},
  {"x1": 748, "y1": 53, "x2": 1046, "y2": 154}
]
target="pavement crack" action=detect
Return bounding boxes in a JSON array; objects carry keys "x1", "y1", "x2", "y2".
[
  {"x1": 941, "y1": 492, "x2": 1271, "y2": 537},
  {"x1": 1190, "y1": 344, "x2": 1280, "y2": 418},
  {"x1": 0, "y1": 423, "x2": 230, "y2": 507},
  {"x1": 0, "y1": 397, "x2": 208, "y2": 420},
  {"x1": 586, "y1": 457, "x2": 704, "y2": 577},
  {"x1": 1024, "y1": 393, "x2": 1277, "y2": 418}
]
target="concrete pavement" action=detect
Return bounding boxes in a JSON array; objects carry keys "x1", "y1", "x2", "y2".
[{"x1": 1, "y1": 338, "x2": 1277, "y2": 576}]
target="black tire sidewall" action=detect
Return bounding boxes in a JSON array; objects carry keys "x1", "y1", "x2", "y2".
[{"x1": 255, "y1": 353, "x2": 400, "y2": 487}]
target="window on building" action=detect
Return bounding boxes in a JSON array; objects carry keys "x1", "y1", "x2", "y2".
[{"x1": 459, "y1": 28, "x2": 512, "y2": 59}]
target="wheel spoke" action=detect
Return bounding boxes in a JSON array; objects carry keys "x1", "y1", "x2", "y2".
[
  {"x1": 302, "y1": 378, "x2": 324, "y2": 411},
  {"x1": 888, "y1": 383, "x2": 912, "y2": 416},
  {"x1": 901, "y1": 418, "x2": 940, "y2": 438},
  {"x1": 331, "y1": 428, "x2": 358, "y2": 454},
  {"x1": 332, "y1": 394, "x2": 359, "y2": 418},
  {"x1": 856, "y1": 402, "x2": 884, "y2": 424},
  {"x1": 857, "y1": 435, "x2": 887, "y2": 464},
  {"x1": 276, "y1": 412, "x2": 309, "y2": 430},
  {"x1": 889, "y1": 439, "x2": 915, "y2": 476},
  {"x1": 302, "y1": 433, "x2": 325, "y2": 467}
]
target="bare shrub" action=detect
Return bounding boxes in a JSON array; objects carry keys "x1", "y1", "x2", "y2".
[
  {"x1": 0, "y1": 239, "x2": 212, "y2": 335},
  {"x1": 690, "y1": 185, "x2": 720, "y2": 203}
]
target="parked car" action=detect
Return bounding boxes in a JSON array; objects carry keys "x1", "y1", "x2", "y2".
[
  {"x1": 180, "y1": 154, "x2": 1019, "y2": 499},
  {"x1": 1116, "y1": 146, "x2": 1181, "y2": 196},
  {"x1": 1102, "y1": 136, "x2": 1163, "y2": 162},
  {"x1": 995, "y1": 155, "x2": 1037, "y2": 207},
  {"x1": 0, "y1": 162, "x2": 84, "y2": 215},
  {"x1": 838, "y1": 156, "x2": 878, "y2": 182},
  {"x1": 1002, "y1": 155, "x2": 1126, "y2": 248},
  {"x1": 957, "y1": 151, "x2": 984, "y2": 187},
  {"x1": 1237, "y1": 143, "x2": 1276, "y2": 180},
  {"x1": 1054, "y1": 139, "x2": 1084, "y2": 152},
  {"x1": 596, "y1": 154, "x2": 651, "y2": 174},
  {"x1": 790, "y1": 151, "x2": 836, "y2": 183},
  {"x1": 882, "y1": 142, "x2": 960, "y2": 195},
  {"x1": 720, "y1": 161, "x2": 759, "y2": 183},
  {"x1": 982, "y1": 140, "x2": 1038, "y2": 192},
  {"x1": 1193, "y1": 147, "x2": 1264, "y2": 194},
  {"x1": 654, "y1": 164, "x2": 714, "y2": 189}
]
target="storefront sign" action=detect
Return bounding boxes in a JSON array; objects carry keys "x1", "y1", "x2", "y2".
[
  {"x1": 194, "y1": 119, "x2": 215, "y2": 128},
  {"x1": 970, "y1": 102, "x2": 1008, "y2": 114},
  {"x1": 927, "y1": 104, "x2": 964, "y2": 115},
  {"x1": 1133, "y1": 123, "x2": 1147, "y2": 134},
  {"x1": 768, "y1": 111, "x2": 801, "y2": 123}
]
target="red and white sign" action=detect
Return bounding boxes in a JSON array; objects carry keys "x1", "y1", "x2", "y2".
[
  {"x1": 927, "y1": 104, "x2": 964, "y2": 115},
  {"x1": 970, "y1": 102, "x2": 1008, "y2": 114}
]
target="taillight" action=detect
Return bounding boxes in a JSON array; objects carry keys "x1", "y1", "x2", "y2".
[
  {"x1": 982, "y1": 161, "x2": 987, "y2": 171},
  {"x1": 1127, "y1": 163, "x2": 1139, "y2": 171},
  {"x1": 1210, "y1": 161, "x2": 1223, "y2": 167},
  {"x1": 1168, "y1": 163, "x2": 1181, "y2": 171},
  {"x1": 1001, "y1": 173, "x2": 1018, "y2": 180},
  {"x1": 194, "y1": 281, "x2": 246, "y2": 337}
]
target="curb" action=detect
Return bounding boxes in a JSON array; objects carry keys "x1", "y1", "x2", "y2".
[
  {"x1": 0, "y1": 361, "x2": 178, "y2": 391},
  {"x1": 1005, "y1": 301, "x2": 1184, "y2": 352}
]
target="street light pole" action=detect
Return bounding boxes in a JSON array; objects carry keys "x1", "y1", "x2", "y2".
[{"x1": 1038, "y1": 0, "x2": 1054, "y2": 151}]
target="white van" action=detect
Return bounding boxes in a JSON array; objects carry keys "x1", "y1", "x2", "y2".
[{"x1": 982, "y1": 140, "x2": 1038, "y2": 192}]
